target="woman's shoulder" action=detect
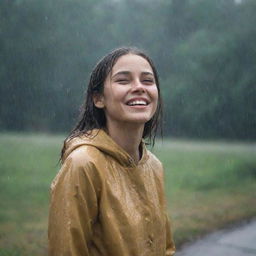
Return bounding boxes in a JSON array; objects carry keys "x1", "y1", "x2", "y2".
[
  {"x1": 66, "y1": 144, "x2": 104, "y2": 167},
  {"x1": 51, "y1": 145, "x2": 104, "y2": 192},
  {"x1": 146, "y1": 149, "x2": 163, "y2": 169}
]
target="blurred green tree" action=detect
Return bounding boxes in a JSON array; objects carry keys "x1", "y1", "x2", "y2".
[{"x1": 1, "y1": 0, "x2": 255, "y2": 140}]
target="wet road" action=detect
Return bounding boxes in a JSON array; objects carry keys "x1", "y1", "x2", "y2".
[{"x1": 175, "y1": 219, "x2": 256, "y2": 256}]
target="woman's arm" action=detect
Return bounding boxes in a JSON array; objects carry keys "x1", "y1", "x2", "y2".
[
  {"x1": 165, "y1": 213, "x2": 176, "y2": 256},
  {"x1": 48, "y1": 156, "x2": 100, "y2": 256}
]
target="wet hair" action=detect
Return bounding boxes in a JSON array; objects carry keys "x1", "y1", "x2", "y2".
[{"x1": 61, "y1": 46, "x2": 163, "y2": 162}]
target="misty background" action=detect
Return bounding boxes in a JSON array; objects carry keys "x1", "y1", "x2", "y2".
[
  {"x1": 1, "y1": 0, "x2": 255, "y2": 140},
  {"x1": 1, "y1": 1, "x2": 256, "y2": 254}
]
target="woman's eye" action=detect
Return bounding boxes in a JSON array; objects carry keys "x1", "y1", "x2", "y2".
[
  {"x1": 116, "y1": 79, "x2": 129, "y2": 84},
  {"x1": 143, "y1": 79, "x2": 154, "y2": 84}
]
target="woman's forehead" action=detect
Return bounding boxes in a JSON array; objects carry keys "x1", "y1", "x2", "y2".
[{"x1": 111, "y1": 54, "x2": 153, "y2": 75}]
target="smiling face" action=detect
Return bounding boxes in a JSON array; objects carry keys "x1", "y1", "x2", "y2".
[{"x1": 93, "y1": 54, "x2": 159, "y2": 129}]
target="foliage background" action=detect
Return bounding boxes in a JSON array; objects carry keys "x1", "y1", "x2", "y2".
[{"x1": 1, "y1": 0, "x2": 255, "y2": 140}]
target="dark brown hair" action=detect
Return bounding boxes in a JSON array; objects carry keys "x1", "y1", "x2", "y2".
[{"x1": 61, "y1": 47, "x2": 163, "y2": 162}]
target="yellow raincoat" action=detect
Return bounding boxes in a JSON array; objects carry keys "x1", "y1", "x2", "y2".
[{"x1": 48, "y1": 129, "x2": 175, "y2": 256}]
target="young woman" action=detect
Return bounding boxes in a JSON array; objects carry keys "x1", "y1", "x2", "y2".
[{"x1": 48, "y1": 47, "x2": 175, "y2": 256}]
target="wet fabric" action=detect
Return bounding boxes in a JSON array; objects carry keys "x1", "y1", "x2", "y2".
[{"x1": 48, "y1": 129, "x2": 175, "y2": 256}]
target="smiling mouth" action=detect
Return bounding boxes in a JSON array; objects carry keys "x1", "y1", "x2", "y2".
[{"x1": 126, "y1": 100, "x2": 149, "y2": 106}]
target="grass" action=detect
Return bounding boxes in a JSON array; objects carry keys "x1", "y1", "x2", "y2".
[
  {"x1": 154, "y1": 139, "x2": 256, "y2": 246},
  {"x1": 0, "y1": 133, "x2": 255, "y2": 254},
  {"x1": 0, "y1": 133, "x2": 62, "y2": 256}
]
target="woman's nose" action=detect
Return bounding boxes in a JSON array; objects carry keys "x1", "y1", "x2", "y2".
[{"x1": 131, "y1": 79, "x2": 145, "y2": 92}]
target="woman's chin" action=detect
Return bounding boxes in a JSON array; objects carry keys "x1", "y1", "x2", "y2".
[{"x1": 123, "y1": 114, "x2": 153, "y2": 124}]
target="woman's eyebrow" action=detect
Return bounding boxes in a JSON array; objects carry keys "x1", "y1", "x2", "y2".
[
  {"x1": 142, "y1": 71, "x2": 154, "y2": 76},
  {"x1": 112, "y1": 71, "x2": 130, "y2": 78},
  {"x1": 112, "y1": 71, "x2": 154, "y2": 78}
]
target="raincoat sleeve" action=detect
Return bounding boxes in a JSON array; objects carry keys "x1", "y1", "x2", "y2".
[
  {"x1": 48, "y1": 155, "x2": 101, "y2": 256},
  {"x1": 160, "y1": 163, "x2": 175, "y2": 255},
  {"x1": 165, "y1": 213, "x2": 176, "y2": 255}
]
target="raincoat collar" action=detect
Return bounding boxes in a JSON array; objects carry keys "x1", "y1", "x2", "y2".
[{"x1": 63, "y1": 129, "x2": 149, "y2": 168}]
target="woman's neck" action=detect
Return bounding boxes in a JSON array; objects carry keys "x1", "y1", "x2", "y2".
[{"x1": 106, "y1": 122, "x2": 144, "y2": 164}]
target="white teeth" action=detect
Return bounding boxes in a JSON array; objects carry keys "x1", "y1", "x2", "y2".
[{"x1": 128, "y1": 100, "x2": 147, "y2": 106}]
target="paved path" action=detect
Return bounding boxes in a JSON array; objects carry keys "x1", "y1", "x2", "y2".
[{"x1": 175, "y1": 219, "x2": 256, "y2": 256}]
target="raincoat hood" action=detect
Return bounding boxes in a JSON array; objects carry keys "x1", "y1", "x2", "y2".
[{"x1": 63, "y1": 129, "x2": 149, "y2": 167}]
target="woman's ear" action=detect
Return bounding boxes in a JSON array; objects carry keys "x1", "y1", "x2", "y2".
[{"x1": 93, "y1": 93, "x2": 105, "y2": 109}]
